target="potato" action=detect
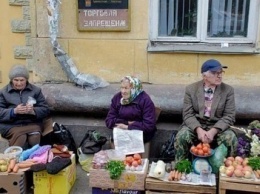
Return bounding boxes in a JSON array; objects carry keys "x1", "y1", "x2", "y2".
[
  {"x1": 0, "y1": 165, "x2": 8, "y2": 172},
  {"x1": 0, "y1": 159, "x2": 7, "y2": 166}
]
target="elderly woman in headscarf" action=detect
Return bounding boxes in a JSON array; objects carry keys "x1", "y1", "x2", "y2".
[
  {"x1": 0, "y1": 65, "x2": 50, "y2": 148},
  {"x1": 105, "y1": 76, "x2": 157, "y2": 145}
]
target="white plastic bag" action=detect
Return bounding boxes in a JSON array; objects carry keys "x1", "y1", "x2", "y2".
[{"x1": 113, "y1": 127, "x2": 144, "y2": 155}]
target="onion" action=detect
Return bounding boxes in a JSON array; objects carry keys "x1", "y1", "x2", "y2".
[
  {"x1": 234, "y1": 169, "x2": 244, "y2": 177},
  {"x1": 235, "y1": 156, "x2": 243, "y2": 164},
  {"x1": 244, "y1": 170, "x2": 252, "y2": 179},
  {"x1": 219, "y1": 165, "x2": 226, "y2": 174},
  {"x1": 224, "y1": 159, "x2": 233, "y2": 167}
]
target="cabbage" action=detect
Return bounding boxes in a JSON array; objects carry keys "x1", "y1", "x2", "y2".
[{"x1": 208, "y1": 144, "x2": 227, "y2": 174}]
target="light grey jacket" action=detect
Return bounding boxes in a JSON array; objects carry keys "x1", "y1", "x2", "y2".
[{"x1": 182, "y1": 80, "x2": 235, "y2": 131}]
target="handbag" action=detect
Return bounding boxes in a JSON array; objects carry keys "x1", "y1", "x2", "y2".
[
  {"x1": 79, "y1": 130, "x2": 107, "y2": 154},
  {"x1": 159, "y1": 130, "x2": 177, "y2": 161}
]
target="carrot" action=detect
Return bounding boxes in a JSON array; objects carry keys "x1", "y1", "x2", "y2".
[
  {"x1": 177, "y1": 171, "x2": 182, "y2": 181},
  {"x1": 254, "y1": 170, "x2": 260, "y2": 179},
  {"x1": 168, "y1": 172, "x2": 173, "y2": 181},
  {"x1": 174, "y1": 170, "x2": 179, "y2": 181},
  {"x1": 17, "y1": 162, "x2": 34, "y2": 169},
  {"x1": 8, "y1": 159, "x2": 16, "y2": 172},
  {"x1": 12, "y1": 164, "x2": 19, "y2": 173},
  {"x1": 171, "y1": 170, "x2": 176, "y2": 180},
  {"x1": 25, "y1": 159, "x2": 37, "y2": 163}
]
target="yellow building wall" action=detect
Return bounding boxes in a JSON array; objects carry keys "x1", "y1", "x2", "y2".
[
  {"x1": 1, "y1": 0, "x2": 260, "y2": 88},
  {"x1": 0, "y1": 1, "x2": 27, "y2": 87}
]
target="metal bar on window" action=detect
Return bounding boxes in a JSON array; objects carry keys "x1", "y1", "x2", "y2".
[
  {"x1": 241, "y1": 0, "x2": 246, "y2": 31},
  {"x1": 218, "y1": 0, "x2": 225, "y2": 33},
  {"x1": 159, "y1": 0, "x2": 167, "y2": 36},
  {"x1": 233, "y1": 0, "x2": 239, "y2": 34},
  {"x1": 225, "y1": 0, "x2": 232, "y2": 34},
  {"x1": 168, "y1": 0, "x2": 175, "y2": 35},
  {"x1": 175, "y1": 0, "x2": 179, "y2": 34},
  {"x1": 182, "y1": 0, "x2": 185, "y2": 34}
]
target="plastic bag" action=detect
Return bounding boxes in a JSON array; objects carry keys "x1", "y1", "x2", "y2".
[
  {"x1": 159, "y1": 130, "x2": 177, "y2": 161},
  {"x1": 208, "y1": 143, "x2": 228, "y2": 174},
  {"x1": 79, "y1": 130, "x2": 107, "y2": 154},
  {"x1": 77, "y1": 147, "x2": 94, "y2": 172}
]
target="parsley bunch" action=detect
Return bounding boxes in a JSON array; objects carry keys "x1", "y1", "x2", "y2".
[
  {"x1": 248, "y1": 157, "x2": 260, "y2": 170},
  {"x1": 175, "y1": 159, "x2": 192, "y2": 173},
  {"x1": 105, "y1": 160, "x2": 125, "y2": 180}
]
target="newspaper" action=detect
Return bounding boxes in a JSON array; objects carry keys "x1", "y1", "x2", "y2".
[
  {"x1": 113, "y1": 127, "x2": 144, "y2": 155},
  {"x1": 148, "y1": 161, "x2": 216, "y2": 186}
]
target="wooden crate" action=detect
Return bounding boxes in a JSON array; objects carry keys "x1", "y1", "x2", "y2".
[
  {"x1": 219, "y1": 175, "x2": 260, "y2": 194},
  {"x1": 145, "y1": 177, "x2": 216, "y2": 194}
]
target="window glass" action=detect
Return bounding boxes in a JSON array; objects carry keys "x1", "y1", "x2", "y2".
[
  {"x1": 159, "y1": 0, "x2": 198, "y2": 37},
  {"x1": 207, "y1": 0, "x2": 249, "y2": 38}
]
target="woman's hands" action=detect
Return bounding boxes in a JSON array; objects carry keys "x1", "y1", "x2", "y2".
[
  {"x1": 14, "y1": 103, "x2": 35, "y2": 115},
  {"x1": 115, "y1": 123, "x2": 128, "y2": 129},
  {"x1": 115, "y1": 121, "x2": 135, "y2": 130}
]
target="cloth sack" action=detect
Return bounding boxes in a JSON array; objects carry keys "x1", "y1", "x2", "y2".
[{"x1": 79, "y1": 130, "x2": 107, "y2": 154}]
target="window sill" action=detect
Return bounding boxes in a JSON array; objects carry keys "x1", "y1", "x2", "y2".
[{"x1": 147, "y1": 42, "x2": 260, "y2": 54}]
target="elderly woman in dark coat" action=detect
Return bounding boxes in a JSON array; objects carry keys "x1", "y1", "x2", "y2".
[
  {"x1": 105, "y1": 76, "x2": 157, "y2": 144},
  {"x1": 0, "y1": 65, "x2": 50, "y2": 148}
]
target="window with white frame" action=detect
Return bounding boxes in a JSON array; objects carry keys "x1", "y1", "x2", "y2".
[{"x1": 149, "y1": 0, "x2": 260, "y2": 53}]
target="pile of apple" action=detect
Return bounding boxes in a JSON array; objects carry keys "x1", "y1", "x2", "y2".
[{"x1": 219, "y1": 156, "x2": 253, "y2": 179}]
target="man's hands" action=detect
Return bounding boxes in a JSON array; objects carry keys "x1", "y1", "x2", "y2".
[
  {"x1": 14, "y1": 103, "x2": 35, "y2": 115},
  {"x1": 196, "y1": 127, "x2": 219, "y2": 143}
]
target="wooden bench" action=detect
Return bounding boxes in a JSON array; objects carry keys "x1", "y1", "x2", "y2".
[
  {"x1": 219, "y1": 176, "x2": 260, "y2": 194},
  {"x1": 145, "y1": 177, "x2": 216, "y2": 194}
]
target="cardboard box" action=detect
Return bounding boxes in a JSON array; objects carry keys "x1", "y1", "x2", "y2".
[
  {"x1": 0, "y1": 172, "x2": 26, "y2": 194},
  {"x1": 92, "y1": 187, "x2": 144, "y2": 194},
  {"x1": 33, "y1": 155, "x2": 76, "y2": 194},
  {"x1": 89, "y1": 159, "x2": 149, "y2": 190}
]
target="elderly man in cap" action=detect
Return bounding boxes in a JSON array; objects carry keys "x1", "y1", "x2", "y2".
[
  {"x1": 174, "y1": 59, "x2": 238, "y2": 162},
  {"x1": 0, "y1": 65, "x2": 50, "y2": 148}
]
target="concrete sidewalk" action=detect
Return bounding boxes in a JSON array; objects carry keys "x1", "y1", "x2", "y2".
[{"x1": 70, "y1": 165, "x2": 91, "y2": 194}]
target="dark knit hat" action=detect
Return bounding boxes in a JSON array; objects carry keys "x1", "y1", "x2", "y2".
[{"x1": 9, "y1": 65, "x2": 29, "y2": 80}]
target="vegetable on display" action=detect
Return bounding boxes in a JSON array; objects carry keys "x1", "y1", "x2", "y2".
[
  {"x1": 248, "y1": 157, "x2": 260, "y2": 170},
  {"x1": 175, "y1": 159, "x2": 192, "y2": 173},
  {"x1": 105, "y1": 160, "x2": 125, "y2": 180}
]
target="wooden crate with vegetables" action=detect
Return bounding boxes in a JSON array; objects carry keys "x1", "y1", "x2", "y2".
[
  {"x1": 218, "y1": 121, "x2": 260, "y2": 194},
  {"x1": 219, "y1": 156, "x2": 260, "y2": 194},
  {"x1": 145, "y1": 157, "x2": 216, "y2": 194},
  {"x1": 89, "y1": 152, "x2": 149, "y2": 191}
]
